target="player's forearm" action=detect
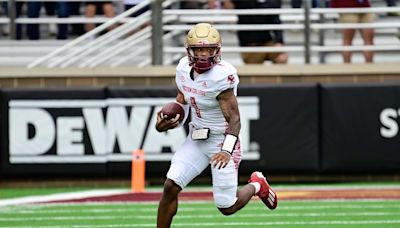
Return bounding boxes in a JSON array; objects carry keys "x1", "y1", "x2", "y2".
[
  {"x1": 218, "y1": 89, "x2": 241, "y2": 136},
  {"x1": 226, "y1": 115, "x2": 241, "y2": 136},
  {"x1": 221, "y1": 115, "x2": 240, "y2": 155}
]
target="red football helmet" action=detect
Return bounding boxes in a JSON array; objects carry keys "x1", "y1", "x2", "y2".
[{"x1": 186, "y1": 23, "x2": 221, "y2": 71}]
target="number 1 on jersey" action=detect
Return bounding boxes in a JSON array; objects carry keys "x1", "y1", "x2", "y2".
[{"x1": 190, "y1": 97, "x2": 202, "y2": 118}]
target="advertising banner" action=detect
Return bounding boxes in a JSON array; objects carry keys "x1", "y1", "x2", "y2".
[
  {"x1": 1, "y1": 88, "x2": 107, "y2": 176},
  {"x1": 321, "y1": 84, "x2": 400, "y2": 172},
  {"x1": 1, "y1": 85, "x2": 319, "y2": 177},
  {"x1": 239, "y1": 85, "x2": 319, "y2": 173}
]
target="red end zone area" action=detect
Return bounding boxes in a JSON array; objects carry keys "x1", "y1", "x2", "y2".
[{"x1": 44, "y1": 188, "x2": 400, "y2": 204}]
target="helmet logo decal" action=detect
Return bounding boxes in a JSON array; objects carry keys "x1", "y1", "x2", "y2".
[{"x1": 197, "y1": 40, "x2": 210, "y2": 45}]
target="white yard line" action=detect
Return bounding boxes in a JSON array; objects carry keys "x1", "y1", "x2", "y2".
[
  {"x1": 2, "y1": 198, "x2": 400, "y2": 209},
  {"x1": 274, "y1": 185, "x2": 400, "y2": 190},
  {"x1": 2, "y1": 202, "x2": 400, "y2": 213},
  {"x1": 1, "y1": 212, "x2": 400, "y2": 221},
  {"x1": 1, "y1": 220, "x2": 400, "y2": 228},
  {"x1": 2, "y1": 201, "x2": 400, "y2": 228},
  {"x1": 0, "y1": 189, "x2": 129, "y2": 206}
]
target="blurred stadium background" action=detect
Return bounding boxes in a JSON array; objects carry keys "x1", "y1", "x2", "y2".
[{"x1": 0, "y1": 0, "x2": 399, "y2": 227}]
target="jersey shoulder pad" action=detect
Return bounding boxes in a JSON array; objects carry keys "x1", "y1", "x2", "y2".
[
  {"x1": 210, "y1": 61, "x2": 239, "y2": 93},
  {"x1": 214, "y1": 60, "x2": 237, "y2": 77},
  {"x1": 176, "y1": 56, "x2": 190, "y2": 72},
  {"x1": 175, "y1": 57, "x2": 190, "y2": 91}
]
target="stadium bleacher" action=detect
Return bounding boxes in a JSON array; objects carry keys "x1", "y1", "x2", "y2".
[{"x1": 0, "y1": 0, "x2": 398, "y2": 67}]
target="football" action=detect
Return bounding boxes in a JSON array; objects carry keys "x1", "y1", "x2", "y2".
[{"x1": 160, "y1": 102, "x2": 185, "y2": 123}]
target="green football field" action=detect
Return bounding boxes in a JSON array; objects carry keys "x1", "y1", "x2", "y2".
[
  {"x1": 1, "y1": 182, "x2": 400, "y2": 227},
  {"x1": 1, "y1": 198, "x2": 400, "y2": 227}
]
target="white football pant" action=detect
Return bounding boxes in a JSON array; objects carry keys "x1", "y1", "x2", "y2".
[{"x1": 166, "y1": 132, "x2": 242, "y2": 208}]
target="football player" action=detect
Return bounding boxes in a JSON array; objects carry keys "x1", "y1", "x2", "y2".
[{"x1": 156, "y1": 23, "x2": 278, "y2": 228}]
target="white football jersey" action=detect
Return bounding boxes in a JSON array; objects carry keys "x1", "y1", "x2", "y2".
[{"x1": 175, "y1": 57, "x2": 239, "y2": 135}]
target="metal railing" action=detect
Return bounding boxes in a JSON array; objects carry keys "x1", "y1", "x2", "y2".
[
  {"x1": 27, "y1": 0, "x2": 155, "y2": 68},
  {"x1": 1, "y1": 0, "x2": 398, "y2": 67},
  {"x1": 27, "y1": 0, "x2": 180, "y2": 68}
]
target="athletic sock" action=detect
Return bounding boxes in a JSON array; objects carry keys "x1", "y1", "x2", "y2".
[{"x1": 249, "y1": 182, "x2": 261, "y2": 195}]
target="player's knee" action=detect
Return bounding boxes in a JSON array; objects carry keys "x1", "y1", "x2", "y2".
[
  {"x1": 163, "y1": 179, "x2": 181, "y2": 197},
  {"x1": 217, "y1": 207, "x2": 236, "y2": 216},
  {"x1": 213, "y1": 185, "x2": 237, "y2": 212}
]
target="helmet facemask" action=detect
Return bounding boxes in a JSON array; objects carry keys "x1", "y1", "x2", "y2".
[
  {"x1": 186, "y1": 45, "x2": 221, "y2": 71},
  {"x1": 185, "y1": 23, "x2": 222, "y2": 71}
]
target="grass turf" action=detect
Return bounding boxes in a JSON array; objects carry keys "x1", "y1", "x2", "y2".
[
  {"x1": 1, "y1": 199, "x2": 400, "y2": 227},
  {"x1": 1, "y1": 183, "x2": 400, "y2": 227},
  {"x1": 2, "y1": 181, "x2": 400, "y2": 199}
]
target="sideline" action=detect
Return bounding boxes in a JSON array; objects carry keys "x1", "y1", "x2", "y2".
[
  {"x1": 2, "y1": 184, "x2": 400, "y2": 206},
  {"x1": 0, "y1": 189, "x2": 129, "y2": 206}
]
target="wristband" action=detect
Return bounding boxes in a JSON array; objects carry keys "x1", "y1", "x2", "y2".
[{"x1": 221, "y1": 134, "x2": 238, "y2": 154}]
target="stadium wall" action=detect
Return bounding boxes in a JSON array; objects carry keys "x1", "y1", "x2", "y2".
[
  {"x1": 0, "y1": 63, "x2": 399, "y2": 180},
  {"x1": 0, "y1": 63, "x2": 400, "y2": 88}
]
